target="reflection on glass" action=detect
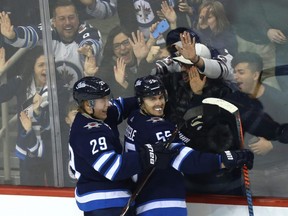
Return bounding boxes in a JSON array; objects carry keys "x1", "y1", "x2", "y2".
[{"x1": 0, "y1": 0, "x2": 287, "y2": 200}]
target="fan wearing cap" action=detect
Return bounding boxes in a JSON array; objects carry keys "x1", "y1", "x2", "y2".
[
  {"x1": 169, "y1": 38, "x2": 233, "y2": 124},
  {"x1": 69, "y1": 76, "x2": 176, "y2": 216},
  {"x1": 136, "y1": 27, "x2": 235, "y2": 125},
  {"x1": 173, "y1": 30, "x2": 235, "y2": 81},
  {"x1": 173, "y1": 43, "x2": 212, "y2": 95}
]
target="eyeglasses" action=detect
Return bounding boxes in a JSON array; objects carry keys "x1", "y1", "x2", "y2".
[{"x1": 113, "y1": 39, "x2": 130, "y2": 51}]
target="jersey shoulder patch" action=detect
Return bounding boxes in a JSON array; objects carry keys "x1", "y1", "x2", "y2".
[
  {"x1": 147, "y1": 117, "x2": 165, "y2": 123},
  {"x1": 83, "y1": 122, "x2": 102, "y2": 129}
]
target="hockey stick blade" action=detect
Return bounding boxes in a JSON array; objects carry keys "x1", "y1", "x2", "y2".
[{"x1": 202, "y1": 97, "x2": 254, "y2": 216}]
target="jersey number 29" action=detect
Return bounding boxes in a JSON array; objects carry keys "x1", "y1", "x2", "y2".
[{"x1": 90, "y1": 137, "x2": 107, "y2": 154}]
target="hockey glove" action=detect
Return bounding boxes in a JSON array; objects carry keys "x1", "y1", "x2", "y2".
[
  {"x1": 221, "y1": 149, "x2": 254, "y2": 170},
  {"x1": 139, "y1": 144, "x2": 157, "y2": 170},
  {"x1": 154, "y1": 142, "x2": 179, "y2": 169},
  {"x1": 139, "y1": 143, "x2": 179, "y2": 170}
]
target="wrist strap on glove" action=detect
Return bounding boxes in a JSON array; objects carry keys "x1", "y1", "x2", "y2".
[{"x1": 221, "y1": 149, "x2": 254, "y2": 170}]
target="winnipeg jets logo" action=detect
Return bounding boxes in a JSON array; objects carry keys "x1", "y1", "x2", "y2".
[
  {"x1": 147, "y1": 117, "x2": 164, "y2": 123},
  {"x1": 55, "y1": 61, "x2": 82, "y2": 89},
  {"x1": 84, "y1": 122, "x2": 101, "y2": 129},
  {"x1": 134, "y1": 0, "x2": 155, "y2": 24}
]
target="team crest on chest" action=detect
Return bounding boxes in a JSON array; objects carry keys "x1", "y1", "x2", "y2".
[
  {"x1": 84, "y1": 122, "x2": 102, "y2": 129},
  {"x1": 147, "y1": 117, "x2": 164, "y2": 123}
]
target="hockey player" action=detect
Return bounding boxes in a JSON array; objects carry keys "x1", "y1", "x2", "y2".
[
  {"x1": 124, "y1": 75, "x2": 254, "y2": 216},
  {"x1": 69, "y1": 76, "x2": 177, "y2": 216}
]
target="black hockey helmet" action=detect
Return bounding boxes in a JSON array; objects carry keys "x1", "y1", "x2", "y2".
[
  {"x1": 134, "y1": 75, "x2": 167, "y2": 106},
  {"x1": 73, "y1": 76, "x2": 110, "y2": 104}
]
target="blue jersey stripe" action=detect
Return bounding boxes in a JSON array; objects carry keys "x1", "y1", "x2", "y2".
[
  {"x1": 172, "y1": 146, "x2": 193, "y2": 170},
  {"x1": 136, "y1": 199, "x2": 187, "y2": 216},
  {"x1": 75, "y1": 189, "x2": 131, "y2": 211},
  {"x1": 104, "y1": 155, "x2": 121, "y2": 180},
  {"x1": 93, "y1": 150, "x2": 115, "y2": 171}
]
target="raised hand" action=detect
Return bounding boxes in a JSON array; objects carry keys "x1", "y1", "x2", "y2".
[
  {"x1": 129, "y1": 30, "x2": 149, "y2": 63},
  {"x1": 113, "y1": 57, "x2": 127, "y2": 88},
  {"x1": 84, "y1": 55, "x2": 98, "y2": 76},
  {"x1": 177, "y1": 31, "x2": 198, "y2": 63},
  {"x1": 178, "y1": 0, "x2": 194, "y2": 16},
  {"x1": 78, "y1": 44, "x2": 98, "y2": 76},
  {"x1": 78, "y1": 44, "x2": 94, "y2": 57},
  {"x1": 161, "y1": 1, "x2": 177, "y2": 28},
  {"x1": 0, "y1": 11, "x2": 16, "y2": 40},
  {"x1": 188, "y1": 66, "x2": 206, "y2": 95}
]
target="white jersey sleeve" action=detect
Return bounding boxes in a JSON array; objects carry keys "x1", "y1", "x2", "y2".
[{"x1": 200, "y1": 52, "x2": 235, "y2": 81}]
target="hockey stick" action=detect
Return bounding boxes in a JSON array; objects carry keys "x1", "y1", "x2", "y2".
[
  {"x1": 120, "y1": 122, "x2": 184, "y2": 216},
  {"x1": 202, "y1": 98, "x2": 254, "y2": 216}
]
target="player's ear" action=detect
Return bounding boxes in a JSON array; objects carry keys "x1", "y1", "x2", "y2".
[{"x1": 83, "y1": 101, "x2": 93, "y2": 114}]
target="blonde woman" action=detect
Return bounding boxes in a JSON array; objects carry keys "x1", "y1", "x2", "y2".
[{"x1": 196, "y1": 0, "x2": 238, "y2": 56}]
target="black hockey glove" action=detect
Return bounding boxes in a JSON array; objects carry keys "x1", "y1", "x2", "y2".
[
  {"x1": 220, "y1": 149, "x2": 254, "y2": 170},
  {"x1": 139, "y1": 143, "x2": 179, "y2": 170},
  {"x1": 139, "y1": 144, "x2": 157, "y2": 170},
  {"x1": 154, "y1": 142, "x2": 179, "y2": 169}
]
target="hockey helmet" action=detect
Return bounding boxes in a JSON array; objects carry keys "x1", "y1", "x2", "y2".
[
  {"x1": 73, "y1": 76, "x2": 110, "y2": 104},
  {"x1": 134, "y1": 75, "x2": 167, "y2": 105}
]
